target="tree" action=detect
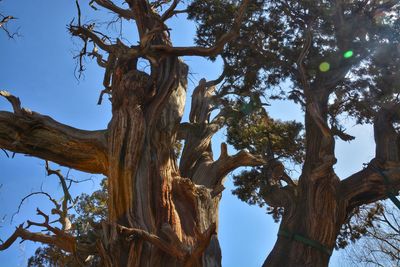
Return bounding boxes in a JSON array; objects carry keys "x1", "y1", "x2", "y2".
[
  {"x1": 338, "y1": 201, "x2": 400, "y2": 266},
  {"x1": 1, "y1": 1, "x2": 400, "y2": 267},
  {"x1": 0, "y1": 0, "x2": 265, "y2": 266},
  {"x1": 200, "y1": 0, "x2": 400, "y2": 266}
]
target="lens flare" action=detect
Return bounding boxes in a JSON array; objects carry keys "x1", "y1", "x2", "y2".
[
  {"x1": 319, "y1": 62, "x2": 330, "y2": 72},
  {"x1": 343, "y1": 50, "x2": 353, "y2": 59}
]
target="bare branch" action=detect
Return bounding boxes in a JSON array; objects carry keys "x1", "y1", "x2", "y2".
[
  {"x1": 88, "y1": 49, "x2": 108, "y2": 68},
  {"x1": 0, "y1": 224, "x2": 24, "y2": 251},
  {"x1": 45, "y1": 161, "x2": 72, "y2": 203},
  {"x1": 215, "y1": 143, "x2": 265, "y2": 177},
  {"x1": 0, "y1": 15, "x2": 14, "y2": 28},
  {"x1": 0, "y1": 223, "x2": 76, "y2": 252},
  {"x1": 161, "y1": 0, "x2": 180, "y2": 21},
  {"x1": 0, "y1": 14, "x2": 18, "y2": 38},
  {"x1": 151, "y1": 0, "x2": 250, "y2": 57},
  {"x1": 0, "y1": 92, "x2": 108, "y2": 174},
  {"x1": 97, "y1": 88, "x2": 112, "y2": 105},
  {"x1": 69, "y1": 25, "x2": 117, "y2": 53},
  {"x1": 92, "y1": 0, "x2": 135, "y2": 20},
  {"x1": 0, "y1": 90, "x2": 22, "y2": 114},
  {"x1": 11, "y1": 191, "x2": 59, "y2": 223}
]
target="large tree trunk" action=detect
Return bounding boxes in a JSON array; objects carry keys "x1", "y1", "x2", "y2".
[
  {"x1": 263, "y1": 173, "x2": 345, "y2": 267},
  {"x1": 101, "y1": 57, "x2": 222, "y2": 267},
  {"x1": 263, "y1": 91, "x2": 348, "y2": 267}
]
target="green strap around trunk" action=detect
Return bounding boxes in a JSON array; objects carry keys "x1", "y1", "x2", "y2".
[
  {"x1": 278, "y1": 229, "x2": 332, "y2": 256},
  {"x1": 370, "y1": 164, "x2": 400, "y2": 210}
]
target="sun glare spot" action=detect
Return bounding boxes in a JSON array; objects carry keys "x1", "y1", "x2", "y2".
[{"x1": 319, "y1": 62, "x2": 330, "y2": 72}]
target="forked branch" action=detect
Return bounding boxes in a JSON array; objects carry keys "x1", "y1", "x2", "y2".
[
  {"x1": 92, "y1": 0, "x2": 135, "y2": 20},
  {"x1": 161, "y1": 0, "x2": 180, "y2": 21},
  {"x1": 69, "y1": 25, "x2": 117, "y2": 53},
  {"x1": 0, "y1": 14, "x2": 18, "y2": 38},
  {"x1": 341, "y1": 104, "x2": 400, "y2": 210},
  {"x1": 0, "y1": 218, "x2": 76, "y2": 253},
  {"x1": 191, "y1": 143, "x2": 265, "y2": 188},
  {"x1": 151, "y1": 0, "x2": 250, "y2": 57}
]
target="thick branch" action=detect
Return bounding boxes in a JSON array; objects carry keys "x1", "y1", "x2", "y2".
[
  {"x1": 0, "y1": 96, "x2": 108, "y2": 174},
  {"x1": 260, "y1": 183, "x2": 295, "y2": 208},
  {"x1": 192, "y1": 143, "x2": 265, "y2": 187},
  {"x1": 118, "y1": 225, "x2": 186, "y2": 260},
  {"x1": 341, "y1": 104, "x2": 400, "y2": 209},
  {"x1": 214, "y1": 143, "x2": 266, "y2": 179},
  {"x1": 69, "y1": 25, "x2": 117, "y2": 53},
  {"x1": 150, "y1": 0, "x2": 249, "y2": 57},
  {"x1": 93, "y1": 0, "x2": 135, "y2": 20},
  {"x1": 0, "y1": 224, "x2": 76, "y2": 252},
  {"x1": 340, "y1": 160, "x2": 400, "y2": 211},
  {"x1": 161, "y1": 0, "x2": 180, "y2": 21}
]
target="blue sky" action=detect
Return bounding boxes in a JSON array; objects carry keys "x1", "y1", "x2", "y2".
[{"x1": 0, "y1": 1, "x2": 377, "y2": 266}]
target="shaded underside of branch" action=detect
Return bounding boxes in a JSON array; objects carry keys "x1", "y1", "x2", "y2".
[
  {"x1": 341, "y1": 104, "x2": 400, "y2": 210},
  {"x1": 0, "y1": 110, "x2": 108, "y2": 174}
]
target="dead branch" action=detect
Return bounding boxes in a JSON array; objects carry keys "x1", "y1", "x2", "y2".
[
  {"x1": 69, "y1": 25, "x2": 117, "y2": 53},
  {"x1": 151, "y1": 0, "x2": 250, "y2": 57},
  {"x1": 45, "y1": 161, "x2": 72, "y2": 202},
  {"x1": 0, "y1": 14, "x2": 18, "y2": 38},
  {"x1": 12, "y1": 191, "x2": 60, "y2": 223},
  {"x1": 0, "y1": 224, "x2": 24, "y2": 251},
  {"x1": 0, "y1": 91, "x2": 108, "y2": 174},
  {"x1": 331, "y1": 125, "x2": 355, "y2": 141},
  {"x1": 0, "y1": 90, "x2": 22, "y2": 114},
  {"x1": 45, "y1": 161, "x2": 74, "y2": 231},
  {"x1": 88, "y1": 48, "x2": 108, "y2": 68},
  {"x1": 0, "y1": 223, "x2": 76, "y2": 252},
  {"x1": 0, "y1": 14, "x2": 13, "y2": 28},
  {"x1": 161, "y1": 0, "x2": 180, "y2": 21},
  {"x1": 92, "y1": 0, "x2": 135, "y2": 20}
]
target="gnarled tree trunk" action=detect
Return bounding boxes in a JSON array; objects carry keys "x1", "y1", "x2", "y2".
[
  {"x1": 0, "y1": 1, "x2": 261, "y2": 266},
  {"x1": 101, "y1": 55, "x2": 221, "y2": 266},
  {"x1": 262, "y1": 88, "x2": 400, "y2": 267}
]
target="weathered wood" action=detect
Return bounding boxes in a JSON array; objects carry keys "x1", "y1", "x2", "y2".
[{"x1": 0, "y1": 109, "x2": 108, "y2": 174}]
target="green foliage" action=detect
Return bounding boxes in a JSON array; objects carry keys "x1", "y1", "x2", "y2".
[
  {"x1": 188, "y1": 0, "x2": 400, "y2": 225},
  {"x1": 25, "y1": 0, "x2": 400, "y2": 261},
  {"x1": 189, "y1": 0, "x2": 400, "y2": 119},
  {"x1": 226, "y1": 105, "x2": 303, "y2": 214},
  {"x1": 226, "y1": 107, "x2": 304, "y2": 162}
]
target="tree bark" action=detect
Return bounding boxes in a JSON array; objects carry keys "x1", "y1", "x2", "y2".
[
  {"x1": 97, "y1": 55, "x2": 225, "y2": 266},
  {"x1": 262, "y1": 89, "x2": 347, "y2": 267},
  {"x1": 0, "y1": 1, "x2": 258, "y2": 266}
]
